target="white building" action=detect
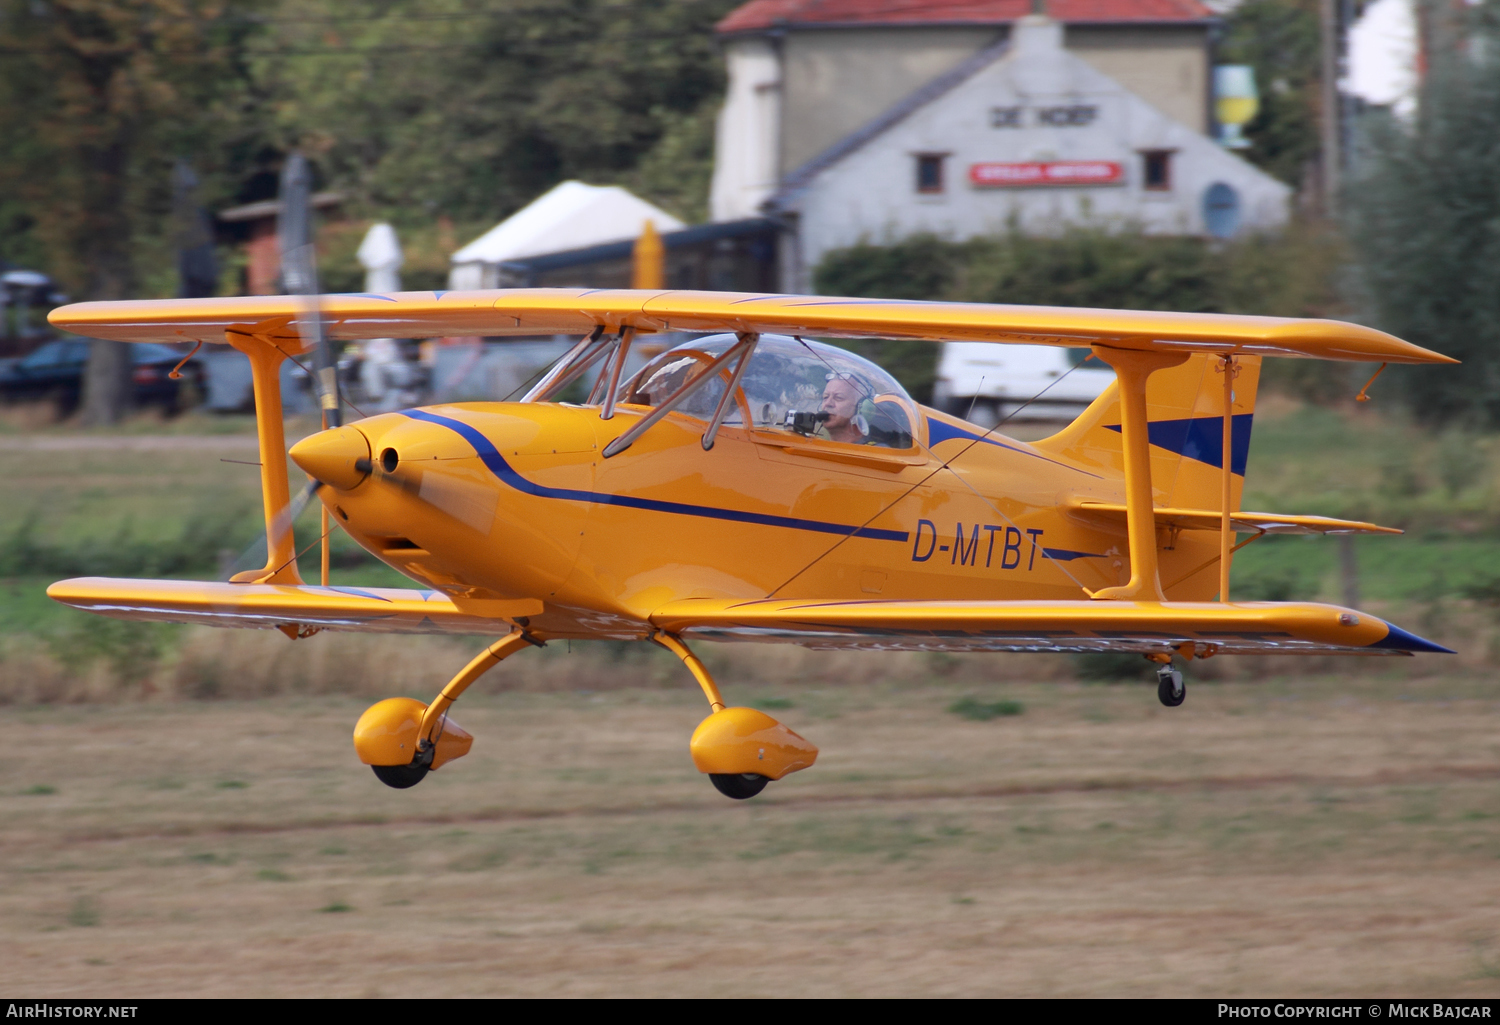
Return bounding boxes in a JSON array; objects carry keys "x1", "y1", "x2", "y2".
[
  {"x1": 710, "y1": 2, "x2": 1292, "y2": 292},
  {"x1": 772, "y1": 16, "x2": 1290, "y2": 289}
]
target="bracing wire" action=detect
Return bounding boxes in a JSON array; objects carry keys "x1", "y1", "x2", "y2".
[
  {"x1": 766, "y1": 354, "x2": 1098, "y2": 599},
  {"x1": 260, "y1": 521, "x2": 331, "y2": 582},
  {"x1": 280, "y1": 348, "x2": 370, "y2": 422}
]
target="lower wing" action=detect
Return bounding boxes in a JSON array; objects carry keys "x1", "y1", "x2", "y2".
[
  {"x1": 49, "y1": 579, "x2": 1453, "y2": 656},
  {"x1": 648, "y1": 598, "x2": 1452, "y2": 656},
  {"x1": 48, "y1": 577, "x2": 538, "y2": 635}
]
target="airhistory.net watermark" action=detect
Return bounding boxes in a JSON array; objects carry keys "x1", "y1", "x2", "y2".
[{"x1": 5, "y1": 1007, "x2": 137, "y2": 1018}]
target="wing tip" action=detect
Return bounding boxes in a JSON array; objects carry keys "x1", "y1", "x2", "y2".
[{"x1": 1369, "y1": 621, "x2": 1455, "y2": 654}]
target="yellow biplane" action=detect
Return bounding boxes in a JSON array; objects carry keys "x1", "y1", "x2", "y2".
[{"x1": 46, "y1": 289, "x2": 1455, "y2": 799}]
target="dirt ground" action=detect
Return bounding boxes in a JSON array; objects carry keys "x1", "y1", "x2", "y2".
[{"x1": 1, "y1": 672, "x2": 1498, "y2": 997}]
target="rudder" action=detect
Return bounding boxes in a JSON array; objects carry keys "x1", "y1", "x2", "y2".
[{"x1": 1031, "y1": 352, "x2": 1262, "y2": 511}]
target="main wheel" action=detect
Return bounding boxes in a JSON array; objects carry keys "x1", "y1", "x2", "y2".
[
  {"x1": 372, "y1": 763, "x2": 429, "y2": 789},
  {"x1": 709, "y1": 773, "x2": 770, "y2": 800},
  {"x1": 1157, "y1": 669, "x2": 1185, "y2": 708}
]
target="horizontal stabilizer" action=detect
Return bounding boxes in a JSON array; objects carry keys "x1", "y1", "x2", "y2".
[
  {"x1": 1069, "y1": 501, "x2": 1402, "y2": 536},
  {"x1": 649, "y1": 597, "x2": 1452, "y2": 656},
  {"x1": 49, "y1": 289, "x2": 1455, "y2": 365},
  {"x1": 47, "y1": 577, "x2": 540, "y2": 635}
]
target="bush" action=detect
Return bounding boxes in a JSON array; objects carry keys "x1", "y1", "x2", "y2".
[
  {"x1": 1232, "y1": 566, "x2": 1315, "y2": 602},
  {"x1": 813, "y1": 225, "x2": 1349, "y2": 402},
  {"x1": 1070, "y1": 652, "x2": 1154, "y2": 681},
  {"x1": 948, "y1": 696, "x2": 1024, "y2": 721}
]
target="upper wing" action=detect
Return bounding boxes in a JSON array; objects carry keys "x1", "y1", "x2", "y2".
[
  {"x1": 48, "y1": 577, "x2": 538, "y2": 635},
  {"x1": 648, "y1": 597, "x2": 1452, "y2": 656},
  {"x1": 49, "y1": 289, "x2": 1455, "y2": 364}
]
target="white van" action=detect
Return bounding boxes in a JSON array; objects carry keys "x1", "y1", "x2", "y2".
[{"x1": 933, "y1": 342, "x2": 1117, "y2": 427}]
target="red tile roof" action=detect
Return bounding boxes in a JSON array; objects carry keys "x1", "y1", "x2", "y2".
[{"x1": 718, "y1": 0, "x2": 1215, "y2": 34}]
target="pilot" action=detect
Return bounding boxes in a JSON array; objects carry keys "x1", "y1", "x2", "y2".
[{"x1": 817, "y1": 374, "x2": 871, "y2": 445}]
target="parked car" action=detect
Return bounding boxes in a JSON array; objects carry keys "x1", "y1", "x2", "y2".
[
  {"x1": 933, "y1": 342, "x2": 1117, "y2": 426},
  {"x1": 0, "y1": 338, "x2": 205, "y2": 415}
]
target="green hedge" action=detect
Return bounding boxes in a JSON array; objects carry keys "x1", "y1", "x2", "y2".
[{"x1": 812, "y1": 225, "x2": 1348, "y2": 403}]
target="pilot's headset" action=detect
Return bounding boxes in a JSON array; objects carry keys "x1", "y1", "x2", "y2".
[{"x1": 825, "y1": 370, "x2": 874, "y2": 436}]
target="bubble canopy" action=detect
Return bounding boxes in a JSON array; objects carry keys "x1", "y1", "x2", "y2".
[{"x1": 616, "y1": 333, "x2": 916, "y2": 448}]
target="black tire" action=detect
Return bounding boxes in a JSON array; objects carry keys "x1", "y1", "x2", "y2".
[
  {"x1": 1157, "y1": 674, "x2": 1186, "y2": 708},
  {"x1": 372, "y1": 763, "x2": 429, "y2": 789},
  {"x1": 709, "y1": 773, "x2": 770, "y2": 800}
]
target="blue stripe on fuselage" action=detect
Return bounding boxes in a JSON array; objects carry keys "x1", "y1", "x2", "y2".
[
  {"x1": 402, "y1": 409, "x2": 911, "y2": 542},
  {"x1": 1104, "y1": 414, "x2": 1254, "y2": 475},
  {"x1": 924, "y1": 418, "x2": 1103, "y2": 477}
]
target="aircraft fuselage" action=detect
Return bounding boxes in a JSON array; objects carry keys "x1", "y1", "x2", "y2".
[{"x1": 309, "y1": 399, "x2": 1223, "y2": 640}]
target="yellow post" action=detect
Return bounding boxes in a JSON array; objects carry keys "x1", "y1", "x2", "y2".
[
  {"x1": 632, "y1": 219, "x2": 665, "y2": 290},
  {"x1": 1089, "y1": 345, "x2": 1189, "y2": 602},
  {"x1": 225, "y1": 329, "x2": 303, "y2": 585},
  {"x1": 1220, "y1": 355, "x2": 1235, "y2": 602}
]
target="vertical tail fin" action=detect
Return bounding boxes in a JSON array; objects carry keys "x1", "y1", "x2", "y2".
[{"x1": 1031, "y1": 352, "x2": 1262, "y2": 511}]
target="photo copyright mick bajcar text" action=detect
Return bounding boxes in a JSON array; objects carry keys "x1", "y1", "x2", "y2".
[{"x1": 1221, "y1": 1007, "x2": 1492, "y2": 1019}]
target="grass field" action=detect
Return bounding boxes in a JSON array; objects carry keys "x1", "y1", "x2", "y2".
[{"x1": 2, "y1": 677, "x2": 1498, "y2": 997}]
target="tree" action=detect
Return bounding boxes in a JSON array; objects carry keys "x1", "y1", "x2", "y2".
[
  {"x1": 1218, "y1": 0, "x2": 1323, "y2": 190},
  {"x1": 1345, "y1": 1, "x2": 1500, "y2": 426},
  {"x1": 0, "y1": 1, "x2": 263, "y2": 422},
  {"x1": 253, "y1": 0, "x2": 737, "y2": 228}
]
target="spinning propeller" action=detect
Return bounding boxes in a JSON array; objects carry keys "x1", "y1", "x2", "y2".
[{"x1": 224, "y1": 152, "x2": 344, "y2": 583}]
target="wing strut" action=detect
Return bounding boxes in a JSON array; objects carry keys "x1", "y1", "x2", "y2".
[
  {"x1": 702, "y1": 332, "x2": 758, "y2": 451},
  {"x1": 522, "y1": 325, "x2": 607, "y2": 402},
  {"x1": 598, "y1": 326, "x2": 635, "y2": 419},
  {"x1": 225, "y1": 326, "x2": 306, "y2": 585},
  {"x1": 1219, "y1": 354, "x2": 1236, "y2": 602},
  {"x1": 1088, "y1": 345, "x2": 1188, "y2": 601},
  {"x1": 602, "y1": 333, "x2": 757, "y2": 458}
]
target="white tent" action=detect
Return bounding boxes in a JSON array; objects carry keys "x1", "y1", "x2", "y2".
[
  {"x1": 356, "y1": 222, "x2": 403, "y2": 293},
  {"x1": 449, "y1": 181, "x2": 684, "y2": 290}
]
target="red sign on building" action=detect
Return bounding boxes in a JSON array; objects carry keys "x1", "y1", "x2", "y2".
[{"x1": 969, "y1": 161, "x2": 1125, "y2": 188}]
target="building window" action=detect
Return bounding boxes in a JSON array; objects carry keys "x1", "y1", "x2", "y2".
[
  {"x1": 1141, "y1": 150, "x2": 1174, "y2": 191},
  {"x1": 915, "y1": 154, "x2": 946, "y2": 194}
]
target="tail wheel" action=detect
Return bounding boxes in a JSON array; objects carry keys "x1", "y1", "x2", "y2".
[
  {"x1": 1156, "y1": 667, "x2": 1185, "y2": 708},
  {"x1": 709, "y1": 773, "x2": 769, "y2": 800},
  {"x1": 372, "y1": 763, "x2": 429, "y2": 789}
]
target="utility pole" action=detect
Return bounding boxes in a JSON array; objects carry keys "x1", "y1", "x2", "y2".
[
  {"x1": 1339, "y1": 534, "x2": 1360, "y2": 610},
  {"x1": 1319, "y1": 0, "x2": 1347, "y2": 214}
]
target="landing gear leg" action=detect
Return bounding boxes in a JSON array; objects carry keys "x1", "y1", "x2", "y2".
[
  {"x1": 414, "y1": 630, "x2": 539, "y2": 754},
  {"x1": 650, "y1": 630, "x2": 726, "y2": 713},
  {"x1": 653, "y1": 631, "x2": 770, "y2": 800},
  {"x1": 652, "y1": 630, "x2": 819, "y2": 800},
  {"x1": 356, "y1": 628, "x2": 540, "y2": 789},
  {"x1": 1156, "y1": 663, "x2": 1185, "y2": 707}
]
